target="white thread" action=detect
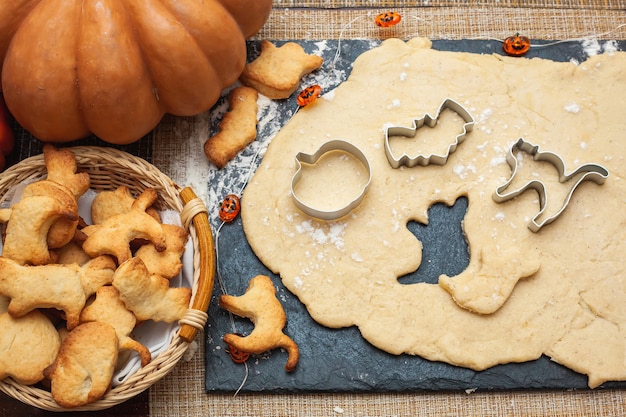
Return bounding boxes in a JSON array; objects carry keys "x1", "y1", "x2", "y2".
[
  {"x1": 468, "y1": 23, "x2": 626, "y2": 48},
  {"x1": 232, "y1": 362, "x2": 249, "y2": 398},
  {"x1": 331, "y1": 16, "x2": 363, "y2": 69},
  {"x1": 214, "y1": 220, "x2": 251, "y2": 395}
]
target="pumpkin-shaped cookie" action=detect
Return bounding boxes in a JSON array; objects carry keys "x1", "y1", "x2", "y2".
[{"x1": 0, "y1": 0, "x2": 272, "y2": 144}]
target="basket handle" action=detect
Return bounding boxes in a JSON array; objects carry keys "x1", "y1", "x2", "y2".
[{"x1": 179, "y1": 187, "x2": 215, "y2": 343}]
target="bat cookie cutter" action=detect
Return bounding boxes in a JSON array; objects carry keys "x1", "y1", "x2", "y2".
[
  {"x1": 384, "y1": 98, "x2": 475, "y2": 168},
  {"x1": 291, "y1": 140, "x2": 372, "y2": 221},
  {"x1": 493, "y1": 138, "x2": 609, "y2": 232}
]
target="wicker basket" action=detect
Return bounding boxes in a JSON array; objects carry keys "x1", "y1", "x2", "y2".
[{"x1": 0, "y1": 146, "x2": 215, "y2": 411}]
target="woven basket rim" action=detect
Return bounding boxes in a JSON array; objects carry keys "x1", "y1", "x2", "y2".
[{"x1": 0, "y1": 146, "x2": 210, "y2": 412}]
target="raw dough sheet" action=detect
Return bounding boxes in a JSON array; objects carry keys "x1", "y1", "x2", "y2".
[{"x1": 206, "y1": 40, "x2": 624, "y2": 392}]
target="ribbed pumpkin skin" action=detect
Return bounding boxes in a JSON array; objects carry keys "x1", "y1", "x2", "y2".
[{"x1": 0, "y1": 0, "x2": 272, "y2": 144}]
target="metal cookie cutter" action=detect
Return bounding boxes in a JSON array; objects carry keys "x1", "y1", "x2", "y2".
[
  {"x1": 493, "y1": 138, "x2": 609, "y2": 232},
  {"x1": 291, "y1": 140, "x2": 372, "y2": 220},
  {"x1": 384, "y1": 98, "x2": 475, "y2": 168}
]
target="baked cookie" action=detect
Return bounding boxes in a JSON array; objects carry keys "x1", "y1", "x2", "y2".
[
  {"x1": 91, "y1": 185, "x2": 160, "y2": 225},
  {"x1": 113, "y1": 257, "x2": 191, "y2": 323},
  {"x1": 79, "y1": 255, "x2": 117, "y2": 300},
  {"x1": 45, "y1": 321, "x2": 118, "y2": 408},
  {"x1": 219, "y1": 275, "x2": 299, "y2": 372},
  {"x1": 0, "y1": 257, "x2": 86, "y2": 330},
  {"x1": 0, "y1": 145, "x2": 89, "y2": 263},
  {"x1": 43, "y1": 144, "x2": 90, "y2": 200},
  {"x1": 134, "y1": 223, "x2": 188, "y2": 279},
  {"x1": 42, "y1": 145, "x2": 90, "y2": 249},
  {"x1": 80, "y1": 286, "x2": 151, "y2": 367},
  {"x1": 82, "y1": 188, "x2": 166, "y2": 264},
  {"x1": 0, "y1": 309, "x2": 61, "y2": 385},
  {"x1": 204, "y1": 86, "x2": 258, "y2": 169},
  {"x1": 240, "y1": 40, "x2": 323, "y2": 99},
  {"x1": 55, "y1": 241, "x2": 93, "y2": 266},
  {"x1": 1, "y1": 181, "x2": 78, "y2": 265}
]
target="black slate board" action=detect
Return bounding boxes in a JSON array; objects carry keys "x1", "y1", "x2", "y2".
[{"x1": 205, "y1": 39, "x2": 626, "y2": 393}]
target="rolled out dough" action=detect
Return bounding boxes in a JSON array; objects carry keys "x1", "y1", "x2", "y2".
[{"x1": 241, "y1": 38, "x2": 626, "y2": 388}]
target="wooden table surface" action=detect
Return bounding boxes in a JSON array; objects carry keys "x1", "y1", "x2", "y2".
[{"x1": 2, "y1": 2, "x2": 626, "y2": 416}]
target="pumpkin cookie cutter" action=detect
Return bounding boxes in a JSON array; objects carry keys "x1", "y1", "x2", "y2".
[
  {"x1": 291, "y1": 140, "x2": 372, "y2": 220},
  {"x1": 492, "y1": 138, "x2": 609, "y2": 232},
  {"x1": 384, "y1": 98, "x2": 475, "y2": 168}
]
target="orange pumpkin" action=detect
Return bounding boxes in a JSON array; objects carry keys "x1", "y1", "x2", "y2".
[{"x1": 0, "y1": 0, "x2": 272, "y2": 144}]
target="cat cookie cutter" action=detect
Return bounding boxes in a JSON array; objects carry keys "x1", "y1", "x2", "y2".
[
  {"x1": 384, "y1": 98, "x2": 475, "y2": 168},
  {"x1": 493, "y1": 138, "x2": 609, "y2": 232},
  {"x1": 291, "y1": 140, "x2": 372, "y2": 220}
]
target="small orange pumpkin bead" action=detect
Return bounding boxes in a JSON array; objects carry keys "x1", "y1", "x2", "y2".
[
  {"x1": 219, "y1": 194, "x2": 241, "y2": 223},
  {"x1": 297, "y1": 85, "x2": 322, "y2": 107},
  {"x1": 226, "y1": 344, "x2": 251, "y2": 364},
  {"x1": 503, "y1": 33, "x2": 531, "y2": 57},
  {"x1": 375, "y1": 12, "x2": 402, "y2": 28}
]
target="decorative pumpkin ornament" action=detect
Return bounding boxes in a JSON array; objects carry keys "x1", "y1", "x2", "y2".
[
  {"x1": 226, "y1": 343, "x2": 251, "y2": 364},
  {"x1": 219, "y1": 194, "x2": 241, "y2": 223},
  {"x1": 297, "y1": 84, "x2": 322, "y2": 107},
  {"x1": 502, "y1": 33, "x2": 531, "y2": 57},
  {"x1": 375, "y1": 12, "x2": 402, "y2": 28},
  {"x1": 0, "y1": 0, "x2": 272, "y2": 144}
]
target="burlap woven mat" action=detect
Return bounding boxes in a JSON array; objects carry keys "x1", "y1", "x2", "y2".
[
  {"x1": 255, "y1": 6, "x2": 626, "y2": 41},
  {"x1": 271, "y1": 0, "x2": 626, "y2": 9},
  {"x1": 150, "y1": 4, "x2": 626, "y2": 417}
]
